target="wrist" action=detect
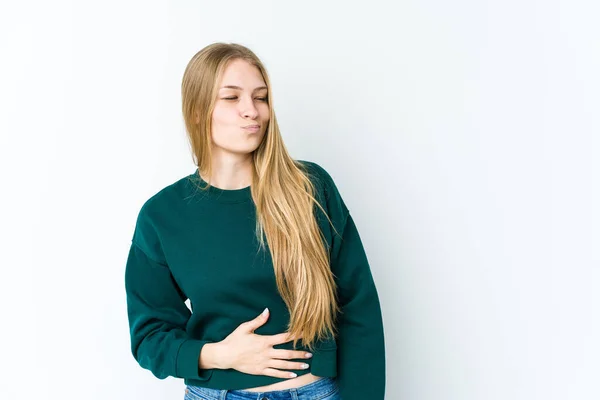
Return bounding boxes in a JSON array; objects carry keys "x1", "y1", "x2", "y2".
[{"x1": 199, "y1": 341, "x2": 230, "y2": 370}]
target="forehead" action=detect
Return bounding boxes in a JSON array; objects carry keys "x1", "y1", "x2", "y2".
[{"x1": 219, "y1": 59, "x2": 266, "y2": 89}]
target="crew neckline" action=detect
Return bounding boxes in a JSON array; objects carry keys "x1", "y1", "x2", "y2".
[{"x1": 188, "y1": 168, "x2": 253, "y2": 204}]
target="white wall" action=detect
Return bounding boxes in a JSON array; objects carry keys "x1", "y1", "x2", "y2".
[{"x1": 1, "y1": 0, "x2": 598, "y2": 399}]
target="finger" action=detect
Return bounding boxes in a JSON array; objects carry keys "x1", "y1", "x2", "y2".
[
  {"x1": 244, "y1": 308, "x2": 269, "y2": 332},
  {"x1": 269, "y1": 348, "x2": 314, "y2": 360},
  {"x1": 267, "y1": 331, "x2": 297, "y2": 345},
  {"x1": 261, "y1": 367, "x2": 299, "y2": 379},
  {"x1": 268, "y1": 359, "x2": 310, "y2": 371}
]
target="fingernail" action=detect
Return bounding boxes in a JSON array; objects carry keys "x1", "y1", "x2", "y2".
[
  {"x1": 305, "y1": 353, "x2": 313, "y2": 358},
  {"x1": 289, "y1": 372, "x2": 297, "y2": 378},
  {"x1": 263, "y1": 308, "x2": 269, "y2": 316},
  {"x1": 301, "y1": 363, "x2": 309, "y2": 369}
]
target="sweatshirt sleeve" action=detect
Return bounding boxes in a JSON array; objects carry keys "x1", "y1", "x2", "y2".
[
  {"x1": 124, "y1": 203, "x2": 213, "y2": 381},
  {"x1": 315, "y1": 164, "x2": 387, "y2": 400}
]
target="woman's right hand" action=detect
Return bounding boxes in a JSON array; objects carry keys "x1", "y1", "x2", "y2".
[{"x1": 217, "y1": 308, "x2": 314, "y2": 379}]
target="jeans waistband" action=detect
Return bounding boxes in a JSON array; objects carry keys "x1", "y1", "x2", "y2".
[{"x1": 185, "y1": 376, "x2": 338, "y2": 400}]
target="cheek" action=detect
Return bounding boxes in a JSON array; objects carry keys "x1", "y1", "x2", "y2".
[
  {"x1": 211, "y1": 106, "x2": 235, "y2": 126},
  {"x1": 259, "y1": 104, "x2": 270, "y2": 119}
]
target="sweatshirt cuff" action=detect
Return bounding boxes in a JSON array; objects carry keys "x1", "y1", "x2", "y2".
[{"x1": 176, "y1": 339, "x2": 213, "y2": 380}]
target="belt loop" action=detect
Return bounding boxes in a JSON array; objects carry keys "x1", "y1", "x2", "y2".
[
  {"x1": 220, "y1": 389, "x2": 229, "y2": 400},
  {"x1": 290, "y1": 388, "x2": 299, "y2": 400}
]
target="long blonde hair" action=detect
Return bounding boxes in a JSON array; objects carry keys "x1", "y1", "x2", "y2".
[{"x1": 181, "y1": 42, "x2": 341, "y2": 351}]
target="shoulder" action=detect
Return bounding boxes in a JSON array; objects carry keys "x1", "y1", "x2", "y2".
[
  {"x1": 295, "y1": 159, "x2": 338, "y2": 195},
  {"x1": 295, "y1": 159, "x2": 330, "y2": 177},
  {"x1": 137, "y1": 171, "x2": 196, "y2": 219},
  {"x1": 295, "y1": 159, "x2": 349, "y2": 219},
  {"x1": 131, "y1": 171, "x2": 195, "y2": 258}
]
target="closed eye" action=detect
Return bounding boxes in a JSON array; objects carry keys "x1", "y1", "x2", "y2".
[{"x1": 223, "y1": 97, "x2": 267, "y2": 101}]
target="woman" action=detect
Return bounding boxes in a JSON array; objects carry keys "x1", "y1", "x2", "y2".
[{"x1": 125, "y1": 42, "x2": 386, "y2": 400}]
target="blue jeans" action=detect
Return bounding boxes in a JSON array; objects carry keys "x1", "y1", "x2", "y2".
[{"x1": 184, "y1": 377, "x2": 340, "y2": 400}]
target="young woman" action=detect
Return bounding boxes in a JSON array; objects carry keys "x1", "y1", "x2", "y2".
[{"x1": 125, "y1": 42, "x2": 386, "y2": 400}]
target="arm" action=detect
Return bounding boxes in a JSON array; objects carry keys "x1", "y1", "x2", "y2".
[
  {"x1": 331, "y1": 213, "x2": 386, "y2": 400},
  {"x1": 124, "y1": 204, "x2": 213, "y2": 380},
  {"x1": 314, "y1": 163, "x2": 386, "y2": 399}
]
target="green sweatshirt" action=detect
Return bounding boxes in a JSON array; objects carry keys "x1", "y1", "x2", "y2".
[{"x1": 124, "y1": 160, "x2": 386, "y2": 399}]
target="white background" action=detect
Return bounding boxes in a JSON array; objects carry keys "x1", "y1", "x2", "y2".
[{"x1": 1, "y1": 1, "x2": 598, "y2": 399}]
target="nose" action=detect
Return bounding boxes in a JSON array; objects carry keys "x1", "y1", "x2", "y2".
[{"x1": 240, "y1": 96, "x2": 258, "y2": 119}]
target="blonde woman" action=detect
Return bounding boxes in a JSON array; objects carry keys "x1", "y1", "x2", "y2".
[{"x1": 125, "y1": 42, "x2": 386, "y2": 400}]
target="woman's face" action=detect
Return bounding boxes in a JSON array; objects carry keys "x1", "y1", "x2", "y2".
[{"x1": 210, "y1": 58, "x2": 270, "y2": 157}]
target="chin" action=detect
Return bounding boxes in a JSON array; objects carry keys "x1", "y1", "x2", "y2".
[
  {"x1": 213, "y1": 140, "x2": 263, "y2": 156},
  {"x1": 226, "y1": 146, "x2": 261, "y2": 156}
]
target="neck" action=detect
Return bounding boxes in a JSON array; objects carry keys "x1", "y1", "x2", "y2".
[{"x1": 200, "y1": 151, "x2": 254, "y2": 190}]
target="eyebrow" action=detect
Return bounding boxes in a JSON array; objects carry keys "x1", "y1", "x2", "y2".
[{"x1": 220, "y1": 85, "x2": 268, "y2": 92}]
